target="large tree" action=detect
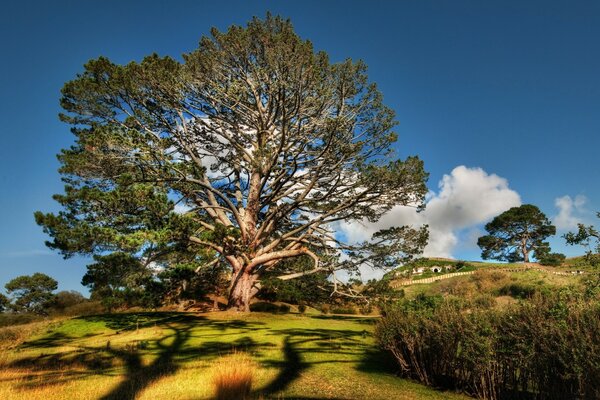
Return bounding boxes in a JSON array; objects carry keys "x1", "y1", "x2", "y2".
[
  {"x1": 35, "y1": 15, "x2": 428, "y2": 311},
  {"x1": 477, "y1": 204, "x2": 556, "y2": 263}
]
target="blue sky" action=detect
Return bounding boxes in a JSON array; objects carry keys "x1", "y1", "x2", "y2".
[{"x1": 1, "y1": 1, "x2": 599, "y2": 294}]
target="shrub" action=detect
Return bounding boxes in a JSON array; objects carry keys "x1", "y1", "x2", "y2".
[
  {"x1": 359, "y1": 303, "x2": 373, "y2": 315},
  {"x1": 249, "y1": 302, "x2": 280, "y2": 313},
  {"x1": 473, "y1": 294, "x2": 496, "y2": 309},
  {"x1": 297, "y1": 304, "x2": 307, "y2": 314},
  {"x1": 375, "y1": 292, "x2": 600, "y2": 399},
  {"x1": 0, "y1": 313, "x2": 40, "y2": 327},
  {"x1": 278, "y1": 304, "x2": 290, "y2": 313},
  {"x1": 538, "y1": 252, "x2": 566, "y2": 267},
  {"x1": 60, "y1": 301, "x2": 104, "y2": 316},
  {"x1": 331, "y1": 306, "x2": 358, "y2": 315},
  {"x1": 212, "y1": 353, "x2": 254, "y2": 400},
  {"x1": 319, "y1": 304, "x2": 330, "y2": 314}
]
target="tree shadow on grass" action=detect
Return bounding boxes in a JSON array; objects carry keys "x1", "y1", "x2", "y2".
[
  {"x1": 7, "y1": 312, "x2": 269, "y2": 398},
  {"x1": 7, "y1": 312, "x2": 389, "y2": 399},
  {"x1": 99, "y1": 320, "x2": 190, "y2": 400},
  {"x1": 256, "y1": 326, "x2": 373, "y2": 398}
]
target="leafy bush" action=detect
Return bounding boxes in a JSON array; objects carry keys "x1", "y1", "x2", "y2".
[
  {"x1": 375, "y1": 291, "x2": 600, "y2": 399},
  {"x1": 60, "y1": 301, "x2": 104, "y2": 316},
  {"x1": 331, "y1": 306, "x2": 358, "y2": 315},
  {"x1": 538, "y1": 252, "x2": 566, "y2": 266},
  {"x1": 297, "y1": 304, "x2": 307, "y2": 314},
  {"x1": 278, "y1": 304, "x2": 290, "y2": 313},
  {"x1": 249, "y1": 302, "x2": 290, "y2": 313},
  {"x1": 249, "y1": 302, "x2": 280, "y2": 313}
]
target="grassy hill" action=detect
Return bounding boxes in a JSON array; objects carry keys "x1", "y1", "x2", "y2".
[{"x1": 0, "y1": 312, "x2": 469, "y2": 400}]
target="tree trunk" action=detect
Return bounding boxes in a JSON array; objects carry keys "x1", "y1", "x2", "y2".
[
  {"x1": 227, "y1": 270, "x2": 257, "y2": 312},
  {"x1": 521, "y1": 238, "x2": 529, "y2": 263}
]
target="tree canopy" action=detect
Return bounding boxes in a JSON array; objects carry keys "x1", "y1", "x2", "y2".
[
  {"x1": 477, "y1": 204, "x2": 556, "y2": 263},
  {"x1": 35, "y1": 15, "x2": 428, "y2": 311},
  {"x1": 5, "y1": 273, "x2": 58, "y2": 314}
]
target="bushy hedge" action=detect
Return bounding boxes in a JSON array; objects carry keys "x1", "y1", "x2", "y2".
[
  {"x1": 249, "y1": 302, "x2": 290, "y2": 313},
  {"x1": 375, "y1": 291, "x2": 600, "y2": 399}
]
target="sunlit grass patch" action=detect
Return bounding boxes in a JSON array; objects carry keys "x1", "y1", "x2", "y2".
[{"x1": 0, "y1": 311, "x2": 469, "y2": 399}]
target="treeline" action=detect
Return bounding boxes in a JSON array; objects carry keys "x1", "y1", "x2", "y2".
[{"x1": 375, "y1": 286, "x2": 600, "y2": 399}]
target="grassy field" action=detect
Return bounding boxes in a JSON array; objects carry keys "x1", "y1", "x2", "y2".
[
  {"x1": 0, "y1": 311, "x2": 469, "y2": 400},
  {"x1": 400, "y1": 268, "x2": 583, "y2": 302}
]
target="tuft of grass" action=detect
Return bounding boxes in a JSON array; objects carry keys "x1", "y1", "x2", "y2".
[{"x1": 212, "y1": 352, "x2": 254, "y2": 400}]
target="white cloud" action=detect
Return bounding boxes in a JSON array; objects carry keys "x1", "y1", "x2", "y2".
[
  {"x1": 335, "y1": 166, "x2": 522, "y2": 261},
  {"x1": 553, "y1": 194, "x2": 587, "y2": 231}
]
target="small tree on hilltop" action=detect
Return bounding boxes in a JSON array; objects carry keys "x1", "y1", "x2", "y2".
[
  {"x1": 477, "y1": 204, "x2": 556, "y2": 263},
  {"x1": 5, "y1": 273, "x2": 58, "y2": 314},
  {"x1": 35, "y1": 15, "x2": 429, "y2": 311}
]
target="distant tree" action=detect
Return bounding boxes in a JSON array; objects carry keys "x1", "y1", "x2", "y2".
[
  {"x1": 0, "y1": 293, "x2": 9, "y2": 313},
  {"x1": 477, "y1": 204, "x2": 556, "y2": 263},
  {"x1": 361, "y1": 278, "x2": 404, "y2": 307},
  {"x1": 82, "y1": 253, "x2": 152, "y2": 311},
  {"x1": 34, "y1": 15, "x2": 429, "y2": 311},
  {"x1": 5, "y1": 273, "x2": 58, "y2": 314},
  {"x1": 564, "y1": 212, "x2": 600, "y2": 267},
  {"x1": 50, "y1": 290, "x2": 88, "y2": 313}
]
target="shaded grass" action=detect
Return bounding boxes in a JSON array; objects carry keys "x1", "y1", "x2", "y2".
[{"x1": 0, "y1": 311, "x2": 469, "y2": 400}]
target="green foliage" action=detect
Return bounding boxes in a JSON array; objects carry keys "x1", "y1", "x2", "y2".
[
  {"x1": 249, "y1": 302, "x2": 290, "y2": 313},
  {"x1": 35, "y1": 14, "x2": 430, "y2": 310},
  {"x1": 0, "y1": 293, "x2": 9, "y2": 313},
  {"x1": 376, "y1": 290, "x2": 600, "y2": 399},
  {"x1": 361, "y1": 278, "x2": 404, "y2": 307},
  {"x1": 477, "y1": 204, "x2": 556, "y2": 263},
  {"x1": 258, "y1": 271, "x2": 331, "y2": 305},
  {"x1": 537, "y1": 251, "x2": 566, "y2": 266},
  {"x1": 564, "y1": 211, "x2": 600, "y2": 267},
  {"x1": 330, "y1": 306, "x2": 358, "y2": 315},
  {"x1": 5, "y1": 273, "x2": 58, "y2": 314}
]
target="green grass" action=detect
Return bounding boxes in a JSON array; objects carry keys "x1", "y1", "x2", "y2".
[
  {"x1": 401, "y1": 268, "x2": 583, "y2": 302},
  {"x1": 0, "y1": 312, "x2": 469, "y2": 400}
]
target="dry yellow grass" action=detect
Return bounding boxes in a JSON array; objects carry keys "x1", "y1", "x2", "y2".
[{"x1": 212, "y1": 352, "x2": 255, "y2": 400}]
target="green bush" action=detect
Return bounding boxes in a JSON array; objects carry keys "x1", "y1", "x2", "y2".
[
  {"x1": 278, "y1": 304, "x2": 290, "y2": 313},
  {"x1": 249, "y1": 302, "x2": 280, "y2": 313},
  {"x1": 249, "y1": 302, "x2": 290, "y2": 313},
  {"x1": 375, "y1": 291, "x2": 600, "y2": 399},
  {"x1": 331, "y1": 306, "x2": 358, "y2": 315},
  {"x1": 538, "y1": 252, "x2": 566, "y2": 266}
]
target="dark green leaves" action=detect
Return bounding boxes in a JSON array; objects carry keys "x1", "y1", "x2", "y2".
[{"x1": 477, "y1": 204, "x2": 556, "y2": 262}]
